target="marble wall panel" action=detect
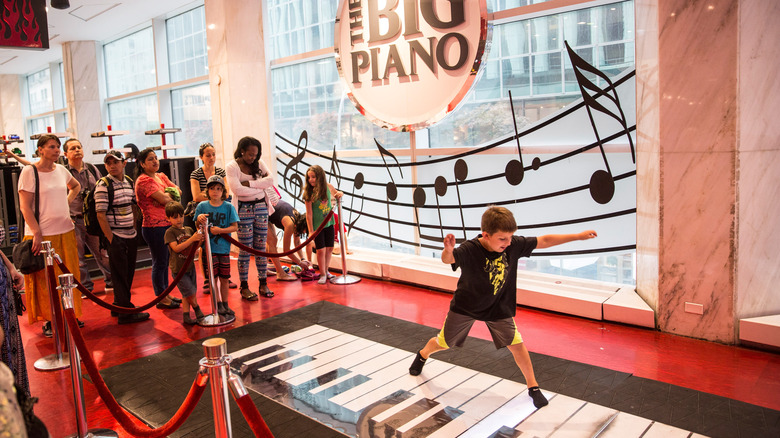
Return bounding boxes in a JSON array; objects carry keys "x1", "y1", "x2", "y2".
[
  {"x1": 62, "y1": 41, "x2": 104, "y2": 159},
  {"x1": 0, "y1": 75, "x2": 24, "y2": 138},
  {"x1": 736, "y1": 1, "x2": 780, "y2": 320},
  {"x1": 656, "y1": 0, "x2": 738, "y2": 342}
]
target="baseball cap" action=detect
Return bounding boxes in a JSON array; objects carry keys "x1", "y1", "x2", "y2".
[
  {"x1": 206, "y1": 175, "x2": 225, "y2": 188},
  {"x1": 103, "y1": 150, "x2": 125, "y2": 163}
]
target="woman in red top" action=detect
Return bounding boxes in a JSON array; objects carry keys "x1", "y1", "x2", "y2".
[{"x1": 134, "y1": 148, "x2": 181, "y2": 309}]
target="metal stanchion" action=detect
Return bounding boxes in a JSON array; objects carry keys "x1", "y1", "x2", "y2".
[
  {"x1": 330, "y1": 198, "x2": 361, "y2": 285},
  {"x1": 34, "y1": 240, "x2": 71, "y2": 371},
  {"x1": 199, "y1": 218, "x2": 235, "y2": 326},
  {"x1": 59, "y1": 274, "x2": 118, "y2": 438},
  {"x1": 201, "y1": 338, "x2": 233, "y2": 438}
]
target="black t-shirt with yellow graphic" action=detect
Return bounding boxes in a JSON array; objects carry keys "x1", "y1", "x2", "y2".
[{"x1": 450, "y1": 235, "x2": 537, "y2": 321}]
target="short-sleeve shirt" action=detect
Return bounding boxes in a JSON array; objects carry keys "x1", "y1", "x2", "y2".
[
  {"x1": 18, "y1": 164, "x2": 75, "y2": 236},
  {"x1": 165, "y1": 226, "x2": 196, "y2": 275},
  {"x1": 268, "y1": 199, "x2": 295, "y2": 229},
  {"x1": 194, "y1": 201, "x2": 239, "y2": 255},
  {"x1": 310, "y1": 187, "x2": 334, "y2": 229},
  {"x1": 190, "y1": 167, "x2": 226, "y2": 192},
  {"x1": 66, "y1": 163, "x2": 101, "y2": 217},
  {"x1": 95, "y1": 174, "x2": 137, "y2": 239},
  {"x1": 135, "y1": 173, "x2": 176, "y2": 227},
  {"x1": 450, "y1": 235, "x2": 537, "y2": 321}
]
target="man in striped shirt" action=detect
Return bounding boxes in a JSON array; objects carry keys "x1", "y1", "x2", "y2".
[{"x1": 96, "y1": 150, "x2": 150, "y2": 324}]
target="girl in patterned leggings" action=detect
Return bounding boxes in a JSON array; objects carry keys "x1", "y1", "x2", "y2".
[{"x1": 225, "y1": 136, "x2": 276, "y2": 299}]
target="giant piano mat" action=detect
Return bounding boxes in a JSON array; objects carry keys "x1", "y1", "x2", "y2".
[{"x1": 100, "y1": 301, "x2": 779, "y2": 438}]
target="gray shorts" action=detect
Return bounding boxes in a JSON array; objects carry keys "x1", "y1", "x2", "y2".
[
  {"x1": 176, "y1": 268, "x2": 197, "y2": 298},
  {"x1": 436, "y1": 310, "x2": 524, "y2": 349}
]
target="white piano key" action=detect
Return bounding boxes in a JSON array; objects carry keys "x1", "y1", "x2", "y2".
[
  {"x1": 277, "y1": 337, "x2": 373, "y2": 383},
  {"x1": 308, "y1": 343, "x2": 396, "y2": 394},
  {"x1": 328, "y1": 350, "x2": 415, "y2": 407},
  {"x1": 641, "y1": 421, "x2": 697, "y2": 438},
  {"x1": 342, "y1": 358, "x2": 455, "y2": 412},
  {"x1": 426, "y1": 379, "x2": 526, "y2": 438},
  {"x1": 515, "y1": 394, "x2": 587, "y2": 437},
  {"x1": 256, "y1": 332, "x2": 356, "y2": 372},
  {"x1": 458, "y1": 389, "x2": 544, "y2": 438},
  {"x1": 597, "y1": 412, "x2": 653, "y2": 438},
  {"x1": 369, "y1": 364, "x2": 478, "y2": 424},
  {"x1": 242, "y1": 329, "x2": 344, "y2": 369},
  {"x1": 230, "y1": 325, "x2": 329, "y2": 358},
  {"x1": 550, "y1": 402, "x2": 618, "y2": 438},
  {"x1": 394, "y1": 372, "x2": 502, "y2": 435}
]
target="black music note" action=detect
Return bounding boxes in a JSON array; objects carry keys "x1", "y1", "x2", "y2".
[
  {"x1": 375, "y1": 139, "x2": 403, "y2": 248},
  {"x1": 565, "y1": 41, "x2": 635, "y2": 204},
  {"x1": 454, "y1": 159, "x2": 468, "y2": 241},
  {"x1": 433, "y1": 176, "x2": 448, "y2": 242},
  {"x1": 347, "y1": 172, "x2": 365, "y2": 234},
  {"x1": 282, "y1": 130, "x2": 309, "y2": 201},
  {"x1": 328, "y1": 144, "x2": 342, "y2": 188},
  {"x1": 412, "y1": 185, "x2": 427, "y2": 242},
  {"x1": 505, "y1": 89, "x2": 542, "y2": 186}
]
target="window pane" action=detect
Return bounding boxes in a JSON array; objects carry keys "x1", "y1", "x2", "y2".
[
  {"x1": 107, "y1": 95, "x2": 159, "y2": 148},
  {"x1": 167, "y1": 6, "x2": 208, "y2": 82},
  {"x1": 27, "y1": 68, "x2": 52, "y2": 115},
  {"x1": 266, "y1": 0, "x2": 337, "y2": 59},
  {"x1": 171, "y1": 84, "x2": 214, "y2": 157},
  {"x1": 104, "y1": 28, "x2": 156, "y2": 97}
]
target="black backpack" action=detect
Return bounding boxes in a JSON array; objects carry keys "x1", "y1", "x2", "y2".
[{"x1": 83, "y1": 175, "x2": 134, "y2": 238}]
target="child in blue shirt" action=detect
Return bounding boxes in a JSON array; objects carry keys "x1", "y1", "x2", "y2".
[{"x1": 195, "y1": 176, "x2": 239, "y2": 316}]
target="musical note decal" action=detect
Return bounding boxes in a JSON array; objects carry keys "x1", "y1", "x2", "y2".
[
  {"x1": 453, "y1": 159, "x2": 468, "y2": 241},
  {"x1": 565, "y1": 40, "x2": 636, "y2": 205},
  {"x1": 282, "y1": 130, "x2": 309, "y2": 202},
  {"x1": 273, "y1": 64, "x2": 637, "y2": 256}
]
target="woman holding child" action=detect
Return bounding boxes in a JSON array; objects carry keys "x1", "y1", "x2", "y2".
[
  {"x1": 134, "y1": 147, "x2": 182, "y2": 309},
  {"x1": 225, "y1": 136, "x2": 276, "y2": 300}
]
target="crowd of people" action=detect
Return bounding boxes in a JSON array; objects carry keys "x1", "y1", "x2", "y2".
[{"x1": 6, "y1": 134, "x2": 339, "y2": 333}]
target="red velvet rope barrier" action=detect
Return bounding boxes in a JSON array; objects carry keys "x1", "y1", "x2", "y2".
[
  {"x1": 235, "y1": 393, "x2": 274, "y2": 437},
  {"x1": 63, "y1": 307, "x2": 208, "y2": 437},
  {"x1": 221, "y1": 209, "x2": 335, "y2": 258},
  {"x1": 56, "y1": 241, "x2": 200, "y2": 314}
]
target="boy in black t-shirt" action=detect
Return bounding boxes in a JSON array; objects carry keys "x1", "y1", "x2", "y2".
[{"x1": 409, "y1": 206, "x2": 597, "y2": 409}]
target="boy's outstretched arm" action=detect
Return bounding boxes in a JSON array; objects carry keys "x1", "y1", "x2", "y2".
[
  {"x1": 441, "y1": 233, "x2": 456, "y2": 264},
  {"x1": 537, "y1": 230, "x2": 597, "y2": 249}
]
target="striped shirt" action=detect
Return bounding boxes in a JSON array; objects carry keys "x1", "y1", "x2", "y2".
[
  {"x1": 190, "y1": 166, "x2": 227, "y2": 192},
  {"x1": 95, "y1": 174, "x2": 137, "y2": 239}
]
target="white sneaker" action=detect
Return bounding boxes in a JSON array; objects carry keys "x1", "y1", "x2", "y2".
[{"x1": 317, "y1": 276, "x2": 327, "y2": 285}]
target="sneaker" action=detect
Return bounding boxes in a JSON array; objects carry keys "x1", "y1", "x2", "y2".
[
  {"x1": 183, "y1": 313, "x2": 198, "y2": 325},
  {"x1": 42, "y1": 321, "x2": 52, "y2": 338},
  {"x1": 229, "y1": 280, "x2": 238, "y2": 289},
  {"x1": 317, "y1": 276, "x2": 327, "y2": 285},
  {"x1": 528, "y1": 386, "x2": 549, "y2": 408},
  {"x1": 118, "y1": 312, "x2": 150, "y2": 325},
  {"x1": 409, "y1": 350, "x2": 426, "y2": 376},
  {"x1": 104, "y1": 287, "x2": 114, "y2": 294}
]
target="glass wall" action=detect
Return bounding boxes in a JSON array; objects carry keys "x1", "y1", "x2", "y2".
[
  {"x1": 103, "y1": 4, "x2": 212, "y2": 155},
  {"x1": 269, "y1": 0, "x2": 637, "y2": 285},
  {"x1": 27, "y1": 68, "x2": 52, "y2": 116}
]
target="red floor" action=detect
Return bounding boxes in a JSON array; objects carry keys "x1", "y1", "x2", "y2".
[{"x1": 20, "y1": 262, "x2": 780, "y2": 437}]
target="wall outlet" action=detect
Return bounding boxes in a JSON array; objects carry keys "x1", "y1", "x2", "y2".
[{"x1": 685, "y1": 302, "x2": 704, "y2": 315}]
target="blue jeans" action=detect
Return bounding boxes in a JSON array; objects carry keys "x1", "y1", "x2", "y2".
[{"x1": 142, "y1": 226, "x2": 169, "y2": 296}]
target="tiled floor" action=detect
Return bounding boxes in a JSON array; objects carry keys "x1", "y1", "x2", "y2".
[{"x1": 18, "y1": 261, "x2": 780, "y2": 437}]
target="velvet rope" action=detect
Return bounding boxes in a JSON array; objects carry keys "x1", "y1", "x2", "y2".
[
  {"x1": 46, "y1": 264, "x2": 67, "y2": 339},
  {"x1": 63, "y1": 307, "x2": 208, "y2": 437},
  {"x1": 220, "y1": 209, "x2": 335, "y2": 258},
  {"x1": 235, "y1": 394, "x2": 274, "y2": 437},
  {"x1": 56, "y1": 242, "x2": 200, "y2": 314}
]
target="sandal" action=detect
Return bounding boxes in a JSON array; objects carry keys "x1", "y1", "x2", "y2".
[
  {"x1": 240, "y1": 287, "x2": 259, "y2": 301},
  {"x1": 259, "y1": 284, "x2": 274, "y2": 298}
]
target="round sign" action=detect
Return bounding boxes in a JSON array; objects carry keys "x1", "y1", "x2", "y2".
[{"x1": 334, "y1": 0, "x2": 491, "y2": 132}]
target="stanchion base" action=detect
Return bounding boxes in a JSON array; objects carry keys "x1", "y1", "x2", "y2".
[
  {"x1": 199, "y1": 313, "x2": 235, "y2": 327},
  {"x1": 65, "y1": 428, "x2": 118, "y2": 438},
  {"x1": 330, "y1": 275, "x2": 362, "y2": 285},
  {"x1": 34, "y1": 353, "x2": 70, "y2": 371}
]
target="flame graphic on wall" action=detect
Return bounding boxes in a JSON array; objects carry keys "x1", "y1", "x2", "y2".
[{"x1": 1, "y1": 0, "x2": 49, "y2": 50}]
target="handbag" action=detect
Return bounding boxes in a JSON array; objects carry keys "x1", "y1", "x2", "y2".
[{"x1": 12, "y1": 165, "x2": 45, "y2": 275}]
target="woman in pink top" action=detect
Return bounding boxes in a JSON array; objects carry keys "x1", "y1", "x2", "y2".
[{"x1": 134, "y1": 148, "x2": 181, "y2": 309}]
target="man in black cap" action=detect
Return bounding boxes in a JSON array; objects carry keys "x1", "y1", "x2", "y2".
[{"x1": 96, "y1": 150, "x2": 149, "y2": 324}]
